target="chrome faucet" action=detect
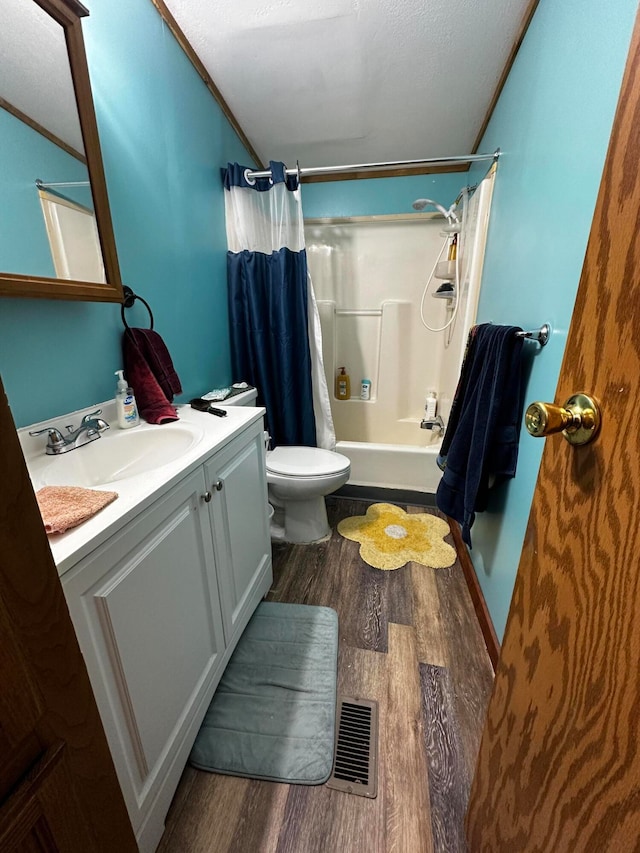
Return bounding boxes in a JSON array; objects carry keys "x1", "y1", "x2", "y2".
[
  {"x1": 29, "y1": 409, "x2": 110, "y2": 455},
  {"x1": 420, "y1": 414, "x2": 445, "y2": 436}
]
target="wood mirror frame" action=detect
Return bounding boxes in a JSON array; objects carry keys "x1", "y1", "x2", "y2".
[{"x1": 0, "y1": 0, "x2": 123, "y2": 303}]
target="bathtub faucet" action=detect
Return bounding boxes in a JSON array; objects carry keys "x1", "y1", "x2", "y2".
[{"x1": 420, "y1": 414, "x2": 445, "y2": 436}]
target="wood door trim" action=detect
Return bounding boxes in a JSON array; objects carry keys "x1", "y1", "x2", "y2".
[
  {"x1": 448, "y1": 517, "x2": 500, "y2": 670},
  {"x1": 0, "y1": 97, "x2": 86, "y2": 163},
  {"x1": 301, "y1": 162, "x2": 471, "y2": 183},
  {"x1": 148, "y1": 0, "x2": 264, "y2": 169},
  {"x1": 470, "y1": 0, "x2": 540, "y2": 155}
]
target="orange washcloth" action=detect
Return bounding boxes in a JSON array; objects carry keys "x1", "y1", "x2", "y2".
[{"x1": 36, "y1": 485, "x2": 118, "y2": 535}]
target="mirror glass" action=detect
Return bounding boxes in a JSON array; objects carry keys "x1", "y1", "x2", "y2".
[{"x1": 0, "y1": 0, "x2": 122, "y2": 300}]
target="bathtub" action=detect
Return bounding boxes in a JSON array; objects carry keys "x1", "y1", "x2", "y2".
[{"x1": 337, "y1": 439, "x2": 443, "y2": 494}]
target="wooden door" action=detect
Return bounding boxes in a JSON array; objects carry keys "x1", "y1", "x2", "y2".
[
  {"x1": 466, "y1": 8, "x2": 640, "y2": 851},
  {"x1": 0, "y1": 377, "x2": 136, "y2": 852}
]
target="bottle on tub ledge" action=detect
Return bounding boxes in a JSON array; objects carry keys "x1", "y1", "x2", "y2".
[
  {"x1": 425, "y1": 389, "x2": 438, "y2": 420},
  {"x1": 360, "y1": 378, "x2": 371, "y2": 401},
  {"x1": 335, "y1": 367, "x2": 351, "y2": 400}
]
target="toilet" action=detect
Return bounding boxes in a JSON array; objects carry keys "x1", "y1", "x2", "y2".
[
  {"x1": 266, "y1": 445, "x2": 350, "y2": 543},
  {"x1": 224, "y1": 388, "x2": 350, "y2": 543}
]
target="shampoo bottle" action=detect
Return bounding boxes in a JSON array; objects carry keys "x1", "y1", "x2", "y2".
[
  {"x1": 336, "y1": 367, "x2": 350, "y2": 400},
  {"x1": 115, "y1": 370, "x2": 140, "y2": 429}
]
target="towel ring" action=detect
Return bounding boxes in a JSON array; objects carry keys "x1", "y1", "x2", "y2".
[{"x1": 121, "y1": 285, "x2": 154, "y2": 330}]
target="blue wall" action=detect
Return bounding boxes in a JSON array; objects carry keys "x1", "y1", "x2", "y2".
[
  {"x1": 0, "y1": 108, "x2": 90, "y2": 279},
  {"x1": 302, "y1": 0, "x2": 638, "y2": 641},
  {"x1": 302, "y1": 172, "x2": 466, "y2": 219},
  {"x1": 468, "y1": 0, "x2": 638, "y2": 639},
  {"x1": 0, "y1": 0, "x2": 252, "y2": 428},
  {"x1": 2, "y1": 1, "x2": 636, "y2": 646}
]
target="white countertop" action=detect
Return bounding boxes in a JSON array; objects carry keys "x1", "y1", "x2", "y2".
[{"x1": 20, "y1": 399, "x2": 265, "y2": 577}]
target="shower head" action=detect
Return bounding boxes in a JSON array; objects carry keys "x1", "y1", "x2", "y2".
[
  {"x1": 412, "y1": 198, "x2": 459, "y2": 223},
  {"x1": 412, "y1": 198, "x2": 444, "y2": 213}
]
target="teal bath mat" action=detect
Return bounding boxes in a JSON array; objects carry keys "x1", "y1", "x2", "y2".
[{"x1": 190, "y1": 601, "x2": 339, "y2": 785}]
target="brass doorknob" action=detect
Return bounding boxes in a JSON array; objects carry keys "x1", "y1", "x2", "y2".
[{"x1": 525, "y1": 393, "x2": 601, "y2": 446}]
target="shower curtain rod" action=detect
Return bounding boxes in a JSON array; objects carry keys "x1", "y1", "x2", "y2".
[
  {"x1": 36, "y1": 179, "x2": 90, "y2": 189},
  {"x1": 245, "y1": 149, "x2": 501, "y2": 181}
]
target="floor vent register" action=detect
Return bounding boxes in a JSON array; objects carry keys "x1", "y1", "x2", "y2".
[{"x1": 326, "y1": 697, "x2": 378, "y2": 798}]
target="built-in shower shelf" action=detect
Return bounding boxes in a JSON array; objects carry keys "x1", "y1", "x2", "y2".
[{"x1": 431, "y1": 290, "x2": 456, "y2": 300}]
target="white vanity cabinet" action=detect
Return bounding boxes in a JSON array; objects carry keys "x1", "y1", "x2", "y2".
[
  {"x1": 60, "y1": 418, "x2": 272, "y2": 852},
  {"x1": 204, "y1": 424, "x2": 271, "y2": 646}
]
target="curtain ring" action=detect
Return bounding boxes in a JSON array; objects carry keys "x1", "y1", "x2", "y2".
[
  {"x1": 296, "y1": 160, "x2": 301, "y2": 182},
  {"x1": 243, "y1": 168, "x2": 257, "y2": 186}
]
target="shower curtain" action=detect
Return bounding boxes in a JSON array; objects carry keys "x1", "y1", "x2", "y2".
[{"x1": 222, "y1": 161, "x2": 335, "y2": 449}]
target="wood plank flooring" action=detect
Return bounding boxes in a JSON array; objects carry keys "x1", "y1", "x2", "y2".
[{"x1": 158, "y1": 497, "x2": 494, "y2": 853}]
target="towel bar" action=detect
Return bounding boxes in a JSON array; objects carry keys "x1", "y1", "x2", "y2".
[{"x1": 515, "y1": 323, "x2": 550, "y2": 346}]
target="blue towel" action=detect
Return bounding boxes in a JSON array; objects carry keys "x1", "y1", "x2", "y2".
[
  {"x1": 436, "y1": 324, "x2": 525, "y2": 546},
  {"x1": 437, "y1": 325, "x2": 480, "y2": 472}
]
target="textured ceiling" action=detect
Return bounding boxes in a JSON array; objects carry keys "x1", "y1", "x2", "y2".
[
  {"x1": 1, "y1": 0, "x2": 84, "y2": 154},
  {"x1": 164, "y1": 0, "x2": 532, "y2": 168},
  {"x1": 1, "y1": 1, "x2": 531, "y2": 169}
]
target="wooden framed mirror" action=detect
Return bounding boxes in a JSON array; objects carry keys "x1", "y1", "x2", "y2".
[{"x1": 0, "y1": 0, "x2": 123, "y2": 302}]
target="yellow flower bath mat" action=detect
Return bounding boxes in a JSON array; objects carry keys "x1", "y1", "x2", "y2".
[{"x1": 337, "y1": 503, "x2": 456, "y2": 571}]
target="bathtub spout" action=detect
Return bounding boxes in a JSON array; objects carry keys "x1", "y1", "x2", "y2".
[{"x1": 420, "y1": 414, "x2": 445, "y2": 436}]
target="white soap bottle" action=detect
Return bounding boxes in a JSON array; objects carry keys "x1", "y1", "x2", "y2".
[
  {"x1": 425, "y1": 390, "x2": 438, "y2": 420},
  {"x1": 115, "y1": 370, "x2": 140, "y2": 429}
]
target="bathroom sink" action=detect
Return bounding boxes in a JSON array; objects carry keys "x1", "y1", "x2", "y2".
[{"x1": 34, "y1": 425, "x2": 204, "y2": 488}]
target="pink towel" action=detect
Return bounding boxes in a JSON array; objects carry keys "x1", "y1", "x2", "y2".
[{"x1": 36, "y1": 486, "x2": 118, "y2": 534}]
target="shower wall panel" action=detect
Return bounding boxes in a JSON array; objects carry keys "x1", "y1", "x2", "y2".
[
  {"x1": 306, "y1": 216, "x2": 448, "y2": 445},
  {"x1": 438, "y1": 170, "x2": 496, "y2": 422}
]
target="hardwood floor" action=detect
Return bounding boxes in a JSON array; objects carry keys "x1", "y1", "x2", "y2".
[{"x1": 158, "y1": 497, "x2": 494, "y2": 853}]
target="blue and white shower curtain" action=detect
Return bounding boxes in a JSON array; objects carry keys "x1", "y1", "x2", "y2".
[{"x1": 222, "y1": 161, "x2": 335, "y2": 449}]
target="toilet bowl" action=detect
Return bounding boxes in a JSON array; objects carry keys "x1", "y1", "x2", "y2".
[
  {"x1": 221, "y1": 388, "x2": 350, "y2": 543},
  {"x1": 266, "y1": 446, "x2": 350, "y2": 544}
]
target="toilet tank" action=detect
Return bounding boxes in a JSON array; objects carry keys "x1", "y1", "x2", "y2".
[
  {"x1": 223, "y1": 387, "x2": 271, "y2": 451},
  {"x1": 223, "y1": 387, "x2": 258, "y2": 407}
]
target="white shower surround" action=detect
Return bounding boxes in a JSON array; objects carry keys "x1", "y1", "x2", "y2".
[{"x1": 305, "y1": 170, "x2": 495, "y2": 492}]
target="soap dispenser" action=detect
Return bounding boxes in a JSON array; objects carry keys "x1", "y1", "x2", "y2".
[{"x1": 115, "y1": 370, "x2": 140, "y2": 429}]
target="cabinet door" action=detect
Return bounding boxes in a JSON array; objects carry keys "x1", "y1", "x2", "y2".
[
  {"x1": 205, "y1": 424, "x2": 272, "y2": 646},
  {"x1": 62, "y1": 468, "x2": 225, "y2": 845}
]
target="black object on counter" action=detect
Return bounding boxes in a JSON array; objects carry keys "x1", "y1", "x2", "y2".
[{"x1": 190, "y1": 398, "x2": 228, "y2": 417}]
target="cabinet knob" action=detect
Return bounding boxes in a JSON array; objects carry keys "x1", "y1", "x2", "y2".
[
  {"x1": 214, "y1": 479, "x2": 224, "y2": 491},
  {"x1": 202, "y1": 491, "x2": 212, "y2": 503}
]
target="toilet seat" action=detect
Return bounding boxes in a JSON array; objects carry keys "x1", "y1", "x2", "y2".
[{"x1": 266, "y1": 446, "x2": 350, "y2": 478}]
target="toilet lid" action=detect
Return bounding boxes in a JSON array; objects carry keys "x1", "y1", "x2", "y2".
[{"x1": 266, "y1": 446, "x2": 350, "y2": 477}]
